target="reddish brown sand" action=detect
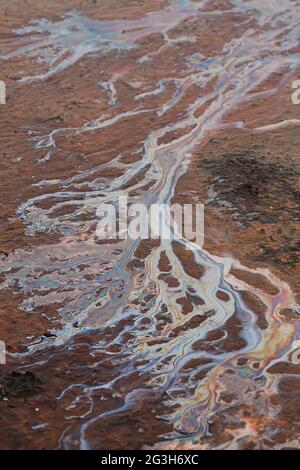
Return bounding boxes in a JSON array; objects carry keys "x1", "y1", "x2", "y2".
[{"x1": 0, "y1": 0, "x2": 299, "y2": 450}]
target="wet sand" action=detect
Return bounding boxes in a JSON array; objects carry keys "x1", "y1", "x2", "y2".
[{"x1": 0, "y1": 0, "x2": 299, "y2": 450}]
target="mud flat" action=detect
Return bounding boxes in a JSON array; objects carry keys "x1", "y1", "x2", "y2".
[{"x1": 0, "y1": 0, "x2": 299, "y2": 450}]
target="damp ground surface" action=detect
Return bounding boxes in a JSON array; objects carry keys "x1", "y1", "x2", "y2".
[{"x1": 0, "y1": 0, "x2": 299, "y2": 450}]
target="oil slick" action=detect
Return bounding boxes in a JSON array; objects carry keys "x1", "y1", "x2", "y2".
[
  {"x1": 291, "y1": 80, "x2": 300, "y2": 105},
  {"x1": 0, "y1": 80, "x2": 6, "y2": 104},
  {"x1": 0, "y1": 340, "x2": 6, "y2": 365},
  {"x1": 0, "y1": 0, "x2": 201, "y2": 82},
  {"x1": 0, "y1": 0, "x2": 300, "y2": 450}
]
